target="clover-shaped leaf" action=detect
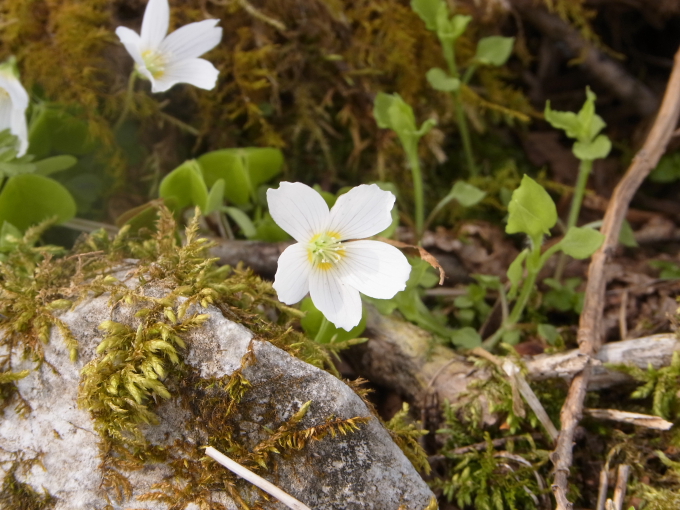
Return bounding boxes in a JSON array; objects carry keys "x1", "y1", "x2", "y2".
[
  {"x1": 558, "y1": 226, "x2": 604, "y2": 260},
  {"x1": 573, "y1": 134, "x2": 612, "y2": 161},
  {"x1": 426, "y1": 67, "x2": 460, "y2": 92},
  {"x1": 410, "y1": 0, "x2": 442, "y2": 31},
  {"x1": 506, "y1": 175, "x2": 557, "y2": 240},
  {"x1": 474, "y1": 36, "x2": 515, "y2": 66}
]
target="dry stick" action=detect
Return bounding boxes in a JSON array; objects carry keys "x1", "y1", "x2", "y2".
[
  {"x1": 611, "y1": 464, "x2": 631, "y2": 510},
  {"x1": 596, "y1": 468, "x2": 609, "y2": 510},
  {"x1": 584, "y1": 408, "x2": 673, "y2": 431},
  {"x1": 204, "y1": 447, "x2": 311, "y2": 510},
  {"x1": 550, "y1": 46, "x2": 680, "y2": 510}
]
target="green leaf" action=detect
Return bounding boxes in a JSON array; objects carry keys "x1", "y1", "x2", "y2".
[
  {"x1": 204, "y1": 179, "x2": 225, "y2": 215},
  {"x1": 619, "y1": 219, "x2": 638, "y2": 248},
  {"x1": 0, "y1": 162, "x2": 35, "y2": 177},
  {"x1": 649, "y1": 152, "x2": 680, "y2": 183},
  {"x1": 0, "y1": 221, "x2": 22, "y2": 252},
  {"x1": 28, "y1": 106, "x2": 95, "y2": 158},
  {"x1": 387, "y1": 95, "x2": 417, "y2": 137},
  {"x1": 415, "y1": 118, "x2": 437, "y2": 138},
  {"x1": 300, "y1": 297, "x2": 366, "y2": 343},
  {"x1": 544, "y1": 87, "x2": 606, "y2": 144},
  {"x1": 449, "y1": 180, "x2": 486, "y2": 207},
  {"x1": 544, "y1": 105, "x2": 581, "y2": 139},
  {"x1": 253, "y1": 213, "x2": 291, "y2": 242},
  {"x1": 410, "y1": 0, "x2": 443, "y2": 31},
  {"x1": 0, "y1": 174, "x2": 76, "y2": 230},
  {"x1": 437, "y1": 11, "x2": 470, "y2": 41},
  {"x1": 426, "y1": 67, "x2": 460, "y2": 92},
  {"x1": 507, "y1": 248, "x2": 528, "y2": 298},
  {"x1": 578, "y1": 88, "x2": 606, "y2": 141},
  {"x1": 572, "y1": 134, "x2": 611, "y2": 161},
  {"x1": 474, "y1": 36, "x2": 515, "y2": 66},
  {"x1": 649, "y1": 260, "x2": 680, "y2": 280},
  {"x1": 537, "y1": 324, "x2": 559, "y2": 345},
  {"x1": 558, "y1": 226, "x2": 605, "y2": 259},
  {"x1": 33, "y1": 155, "x2": 78, "y2": 176},
  {"x1": 159, "y1": 160, "x2": 208, "y2": 212},
  {"x1": 223, "y1": 206, "x2": 257, "y2": 239},
  {"x1": 506, "y1": 175, "x2": 557, "y2": 239},
  {"x1": 450, "y1": 327, "x2": 482, "y2": 349},
  {"x1": 198, "y1": 148, "x2": 283, "y2": 207},
  {"x1": 241, "y1": 147, "x2": 284, "y2": 187},
  {"x1": 198, "y1": 151, "x2": 250, "y2": 205},
  {"x1": 373, "y1": 92, "x2": 396, "y2": 129},
  {"x1": 502, "y1": 329, "x2": 521, "y2": 345}
]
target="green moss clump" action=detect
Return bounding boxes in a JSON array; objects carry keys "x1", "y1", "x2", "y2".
[{"x1": 0, "y1": 464, "x2": 55, "y2": 510}]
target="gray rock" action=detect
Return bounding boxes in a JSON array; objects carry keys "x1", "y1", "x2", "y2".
[{"x1": 0, "y1": 282, "x2": 435, "y2": 509}]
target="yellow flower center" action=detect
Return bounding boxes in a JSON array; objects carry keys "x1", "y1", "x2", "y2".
[
  {"x1": 308, "y1": 232, "x2": 344, "y2": 271},
  {"x1": 140, "y1": 50, "x2": 166, "y2": 79}
]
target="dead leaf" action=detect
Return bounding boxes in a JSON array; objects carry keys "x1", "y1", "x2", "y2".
[{"x1": 378, "y1": 237, "x2": 446, "y2": 285}]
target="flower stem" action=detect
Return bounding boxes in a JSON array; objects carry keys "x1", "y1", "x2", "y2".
[
  {"x1": 156, "y1": 111, "x2": 201, "y2": 136},
  {"x1": 114, "y1": 71, "x2": 137, "y2": 132},
  {"x1": 315, "y1": 315, "x2": 332, "y2": 343},
  {"x1": 443, "y1": 43, "x2": 477, "y2": 177},
  {"x1": 407, "y1": 150, "x2": 425, "y2": 239},
  {"x1": 554, "y1": 158, "x2": 593, "y2": 281},
  {"x1": 483, "y1": 243, "x2": 541, "y2": 349}
]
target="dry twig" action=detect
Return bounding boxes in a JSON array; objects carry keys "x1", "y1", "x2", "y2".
[
  {"x1": 550, "y1": 46, "x2": 680, "y2": 510},
  {"x1": 205, "y1": 447, "x2": 311, "y2": 510}
]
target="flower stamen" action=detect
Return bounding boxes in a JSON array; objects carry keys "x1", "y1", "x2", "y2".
[
  {"x1": 140, "y1": 50, "x2": 166, "y2": 79},
  {"x1": 308, "y1": 232, "x2": 344, "y2": 270}
]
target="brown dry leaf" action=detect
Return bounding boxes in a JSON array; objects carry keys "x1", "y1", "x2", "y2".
[{"x1": 377, "y1": 238, "x2": 445, "y2": 285}]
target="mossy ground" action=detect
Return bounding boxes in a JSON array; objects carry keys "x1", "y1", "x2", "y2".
[{"x1": 0, "y1": 207, "x2": 433, "y2": 509}]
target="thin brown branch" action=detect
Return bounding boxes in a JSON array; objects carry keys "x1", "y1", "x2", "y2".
[
  {"x1": 611, "y1": 464, "x2": 631, "y2": 510},
  {"x1": 550, "y1": 46, "x2": 680, "y2": 510}
]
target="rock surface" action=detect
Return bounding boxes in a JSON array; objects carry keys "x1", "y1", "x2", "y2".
[{"x1": 0, "y1": 281, "x2": 435, "y2": 509}]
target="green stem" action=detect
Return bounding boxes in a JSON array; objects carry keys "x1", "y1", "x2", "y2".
[
  {"x1": 315, "y1": 316, "x2": 332, "y2": 343},
  {"x1": 114, "y1": 71, "x2": 137, "y2": 132},
  {"x1": 407, "y1": 150, "x2": 425, "y2": 239},
  {"x1": 483, "y1": 244, "x2": 541, "y2": 350},
  {"x1": 442, "y1": 44, "x2": 477, "y2": 177},
  {"x1": 566, "y1": 159, "x2": 593, "y2": 233},
  {"x1": 554, "y1": 158, "x2": 593, "y2": 281},
  {"x1": 156, "y1": 111, "x2": 201, "y2": 136},
  {"x1": 451, "y1": 91, "x2": 477, "y2": 177}
]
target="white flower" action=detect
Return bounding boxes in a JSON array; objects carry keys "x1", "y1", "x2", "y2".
[
  {"x1": 115, "y1": 0, "x2": 222, "y2": 93},
  {"x1": 268, "y1": 182, "x2": 412, "y2": 331},
  {"x1": 0, "y1": 59, "x2": 29, "y2": 157}
]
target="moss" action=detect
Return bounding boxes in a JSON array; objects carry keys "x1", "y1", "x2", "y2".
[
  {"x1": 0, "y1": 205, "x2": 379, "y2": 508},
  {"x1": 0, "y1": 0, "x2": 538, "y2": 214},
  {"x1": 0, "y1": 464, "x2": 55, "y2": 510}
]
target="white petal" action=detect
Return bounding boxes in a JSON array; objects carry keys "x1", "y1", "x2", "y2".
[
  {"x1": 160, "y1": 20, "x2": 222, "y2": 61},
  {"x1": 309, "y1": 266, "x2": 362, "y2": 331},
  {"x1": 140, "y1": 0, "x2": 169, "y2": 50},
  {"x1": 0, "y1": 95, "x2": 10, "y2": 131},
  {"x1": 340, "y1": 240, "x2": 411, "y2": 299},
  {"x1": 273, "y1": 243, "x2": 311, "y2": 305},
  {"x1": 327, "y1": 184, "x2": 395, "y2": 240},
  {"x1": 266, "y1": 182, "x2": 330, "y2": 243},
  {"x1": 0, "y1": 74, "x2": 28, "y2": 157},
  {"x1": 151, "y1": 58, "x2": 219, "y2": 92},
  {"x1": 10, "y1": 108, "x2": 28, "y2": 157},
  {"x1": 116, "y1": 27, "x2": 144, "y2": 66}
]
